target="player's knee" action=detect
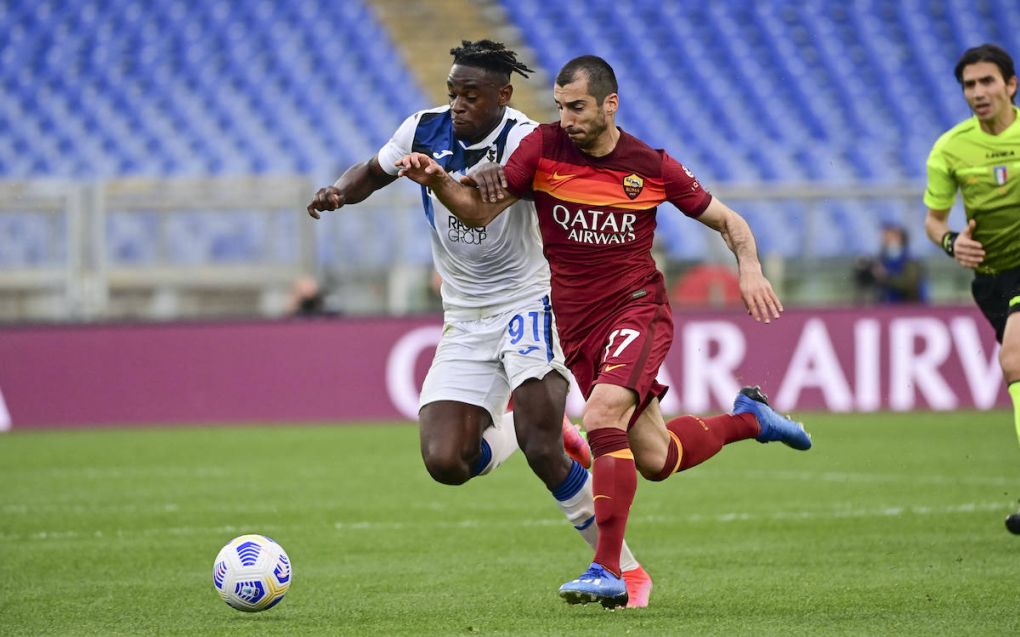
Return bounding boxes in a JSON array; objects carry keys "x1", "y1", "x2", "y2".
[
  {"x1": 636, "y1": 458, "x2": 671, "y2": 481},
  {"x1": 420, "y1": 448, "x2": 472, "y2": 486},
  {"x1": 639, "y1": 463, "x2": 668, "y2": 481},
  {"x1": 1000, "y1": 342, "x2": 1020, "y2": 380}
]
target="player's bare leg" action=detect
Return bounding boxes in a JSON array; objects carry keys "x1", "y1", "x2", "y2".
[
  {"x1": 633, "y1": 390, "x2": 811, "y2": 487},
  {"x1": 999, "y1": 312, "x2": 1020, "y2": 534},
  {"x1": 419, "y1": 401, "x2": 514, "y2": 484},
  {"x1": 513, "y1": 373, "x2": 644, "y2": 601},
  {"x1": 511, "y1": 372, "x2": 572, "y2": 490},
  {"x1": 559, "y1": 383, "x2": 635, "y2": 608},
  {"x1": 627, "y1": 398, "x2": 671, "y2": 478}
]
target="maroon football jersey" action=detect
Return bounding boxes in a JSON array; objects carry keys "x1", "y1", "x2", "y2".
[{"x1": 503, "y1": 124, "x2": 711, "y2": 345}]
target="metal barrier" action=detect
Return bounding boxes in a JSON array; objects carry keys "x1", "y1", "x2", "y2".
[
  {"x1": 0, "y1": 177, "x2": 316, "y2": 321},
  {"x1": 1, "y1": 177, "x2": 970, "y2": 322}
]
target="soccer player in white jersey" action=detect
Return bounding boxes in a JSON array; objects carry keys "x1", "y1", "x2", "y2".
[{"x1": 306, "y1": 41, "x2": 651, "y2": 606}]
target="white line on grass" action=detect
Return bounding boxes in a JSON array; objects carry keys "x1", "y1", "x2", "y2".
[
  {"x1": 1, "y1": 502, "x2": 1010, "y2": 543},
  {"x1": 723, "y1": 469, "x2": 1015, "y2": 488},
  {"x1": 333, "y1": 501, "x2": 1011, "y2": 531}
]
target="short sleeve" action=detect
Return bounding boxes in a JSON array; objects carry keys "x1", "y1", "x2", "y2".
[
  {"x1": 502, "y1": 120, "x2": 538, "y2": 163},
  {"x1": 376, "y1": 113, "x2": 419, "y2": 176},
  {"x1": 504, "y1": 127, "x2": 543, "y2": 198},
  {"x1": 923, "y1": 140, "x2": 957, "y2": 210},
  {"x1": 662, "y1": 152, "x2": 712, "y2": 217}
]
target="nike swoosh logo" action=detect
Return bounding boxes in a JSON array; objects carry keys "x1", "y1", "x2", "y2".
[
  {"x1": 603, "y1": 364, "x2": 627, "y2": 372},
  {"x1": 550, "y1": 171, "x2": 573, "y2": 181},
  {"x1": 593, "y1": 495, "x2": 611, "y2": 501},
  {"x1": 432, "y1": 150, "x2": 453, "y2": 159}
]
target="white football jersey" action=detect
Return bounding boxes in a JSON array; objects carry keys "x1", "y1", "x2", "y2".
[{"x1": 377, "y1": 106, "x2": 549, "y2": 318}]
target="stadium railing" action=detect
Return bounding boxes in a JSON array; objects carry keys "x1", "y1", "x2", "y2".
[
  {"x1": 0, "y1": 178, "x2": 971, "y2": 322},
  {"x1": 0, "y1": 177, "x2": 316, "y2": 321}
]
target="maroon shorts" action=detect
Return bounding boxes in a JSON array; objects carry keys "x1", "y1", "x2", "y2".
[{"x1": 563, "y1": 299, "x2": 673, "y2": 427}]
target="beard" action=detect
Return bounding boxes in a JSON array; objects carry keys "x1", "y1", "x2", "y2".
[{"x1": 568, "y1": 110, "x2": 609, "y2": 149}]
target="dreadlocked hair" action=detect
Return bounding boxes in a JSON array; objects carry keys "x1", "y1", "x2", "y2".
[{"x1": 450, "y1": 39, "x2": 534, "y2": 79}]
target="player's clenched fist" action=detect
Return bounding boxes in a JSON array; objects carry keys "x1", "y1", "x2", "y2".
[{"x1": 306, "y1": 186, "x2": 344, "y2": 219}]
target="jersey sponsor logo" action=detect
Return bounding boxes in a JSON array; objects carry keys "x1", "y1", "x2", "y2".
[
  {"x1": 432, "y1": 149, "x2": 453, "y2": 159},
  {"x1": 551, "y1": 204, "x2": 637, "y2": 245},
  {"x1": 447, "y1": 216, "x2": 487, "y2": 244},
  {"x1": 994, "y1": 165, "x2": 1008, "y2": 185},
  {"x1": 622, "y1": 173, "x2": 644, "y2": 200},
  {"x1": 986, "y1": 150, "x2": 1015, "y2": 158},
  {"x1": 682, "y1": 164, "x2": 701, "y2": 190}
]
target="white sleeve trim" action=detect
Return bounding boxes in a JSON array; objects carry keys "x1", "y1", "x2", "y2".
[{"x1": 376, "y1": 113, "x2": 421, "y2": 175}]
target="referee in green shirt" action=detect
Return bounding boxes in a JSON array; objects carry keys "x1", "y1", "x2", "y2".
[{"x1": 924, "y1": 43, "x2": 1020, "y2": 534}]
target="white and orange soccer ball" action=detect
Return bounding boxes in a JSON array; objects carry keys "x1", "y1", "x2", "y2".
[{"x1": 212, "y1": 534, "x2": 292, "y2": 612}]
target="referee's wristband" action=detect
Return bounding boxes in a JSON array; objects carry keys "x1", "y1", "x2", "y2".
[{"x1": 941, "y1": 231, "x2": 959, "y2": 257}]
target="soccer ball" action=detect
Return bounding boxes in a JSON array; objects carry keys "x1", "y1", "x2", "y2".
[{"x1": 212, "y1": 534, "x2": 292, "y2": 612}]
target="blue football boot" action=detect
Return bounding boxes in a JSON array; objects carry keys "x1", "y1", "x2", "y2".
[
  {"x1": 559, "y1": 562, "x2": 629, "y2": 608},
  {"x1": 733, "y1": 386, "x2": 812, "y2": 450}
]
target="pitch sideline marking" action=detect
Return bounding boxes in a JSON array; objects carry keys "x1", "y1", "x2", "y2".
[
  {"x1": 333, "y1": 501, "x2": 1012, "y2": 531},
  {"x1": 1, "y1": 502, "x2": 1010, "y2": 542}
]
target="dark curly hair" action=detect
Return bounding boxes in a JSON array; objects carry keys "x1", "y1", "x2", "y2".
[{"x1": 450, "y1": 39, "x2": 534, "y2": 80}]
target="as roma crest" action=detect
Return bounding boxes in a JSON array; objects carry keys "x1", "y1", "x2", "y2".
[{"x1": 622, "y1": 173, "x2": 644, "y2": 200}]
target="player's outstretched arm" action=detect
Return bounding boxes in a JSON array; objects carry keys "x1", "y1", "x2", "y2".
[
  {"x1": 306, "y1": 156, "x2": 397, "y2": 219},
  {"x1": 696, "y1": 198, "x2": 783, "y2": 323},
  {"x1": 924, "y1": 208, "x2": 985, "y2": 269},
  {"x1": 396, "y1": 152, "x2": 517, "y2": 227}
]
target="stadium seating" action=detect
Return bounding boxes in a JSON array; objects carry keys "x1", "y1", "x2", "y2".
[
  {"x1": 2, "y1": 0, "x2": 1018, "y2": 265},
  {"x1": 0, "y1": 0, "x2": 431, "y2": 267},
  {"x1": 500, "y1": 0, "x2": 1018, "y2": 257},
  {"x1": 1, "y1": 0, "x2": 422, "y2": 179}
]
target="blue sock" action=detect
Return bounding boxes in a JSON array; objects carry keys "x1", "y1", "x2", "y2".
[
  {"x1": 469, "y1": 439, "x2": 493, "y2": 477},
  {"x1": 551, "y1": 460, "x2": 588, "y2": 501}
]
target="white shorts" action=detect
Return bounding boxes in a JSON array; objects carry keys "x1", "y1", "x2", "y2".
[{"x1": 419, "y1": 295, "x2": 569, "y2": 427}]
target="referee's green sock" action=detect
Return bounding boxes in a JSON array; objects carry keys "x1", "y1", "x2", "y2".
[
  {"x1": 1003, "y1": 383, "x2": 1020, "y2": 446},
  {"x1": 1010, "y1": 381, "x2": 1020, "y2": 447}
]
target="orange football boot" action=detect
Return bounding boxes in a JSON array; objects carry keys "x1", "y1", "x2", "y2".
[
  {"x1": 561, "y1": 415, "x2": 591, "y2": 469},
  {"x1": 622, "y1": 565, "x2": 653, "y2": 608}
]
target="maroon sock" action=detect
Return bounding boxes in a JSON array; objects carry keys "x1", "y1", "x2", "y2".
[
  {"x1": 586, "y1": 428, "x2": 636, "y2": 578},
  {"x1": 665, "y1": 413, "x2": 759, "y2": 472}
]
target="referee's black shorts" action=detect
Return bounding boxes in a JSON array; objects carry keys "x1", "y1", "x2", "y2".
[{"x1": 972, "y1": 265, "x2": 1020, "y2": 343}]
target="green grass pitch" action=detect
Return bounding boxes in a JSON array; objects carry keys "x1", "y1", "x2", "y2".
[{"x1": 1, "y1": 411, "x2": 1018, "y2": 636}]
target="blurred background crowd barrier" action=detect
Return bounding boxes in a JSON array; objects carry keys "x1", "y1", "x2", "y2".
[{"x1": 3, "y1": 0, "x2": 1015, "y2": 322}]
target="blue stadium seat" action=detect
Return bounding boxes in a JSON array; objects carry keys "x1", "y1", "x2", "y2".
[
  {"x1": 0, "y1": 0, "x2": 423, "y2": 182},
  {"x1": 3, "y1": 0, "x2": 1017, "y2": 265},
  {"x1": 498, "y1": 0, "x2": 1018, "y2": 258}
]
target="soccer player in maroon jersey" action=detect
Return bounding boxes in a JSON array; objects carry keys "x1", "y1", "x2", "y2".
[{"x1": 397, "y1": 55, "x2": 812, "y2": 608}]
